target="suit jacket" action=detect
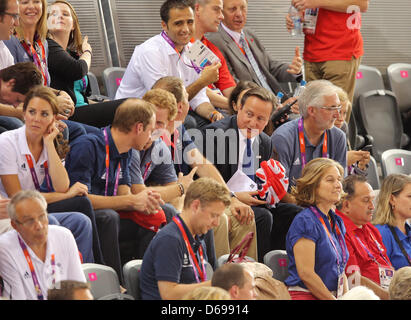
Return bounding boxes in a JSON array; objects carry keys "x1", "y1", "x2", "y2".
[
  {"x1": 202, "y1": 115, "x2": 274, "y2": 182},
  {"x1": 207, "y1": 25, "x2": 300, "y2": 99}
]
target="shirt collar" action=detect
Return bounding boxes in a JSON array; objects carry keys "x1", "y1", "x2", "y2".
[
  {"x1": 174, "y1": 214, "x2": 203, "y2": 251},
  {"x1": 103, "y1": 126, "x2": 124, "y2": 160},
  {"x1": 335, "y1": 209, "x2": 362, "y2": 233},
  {"x1": 221, "y1": 22, "x2": 243, "y2": 44}
]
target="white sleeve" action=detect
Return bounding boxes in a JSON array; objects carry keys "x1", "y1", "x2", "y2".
[
  {"x1": 0, "y1": 242, "x2": 28, "y2": 300},
  {"x1": 62, "y1": 228, "x2": 86, "y2": 283},
  {"x1": 0, "y1": 135, "x2": 18, "y2": 175},
  {"x1": 189, "y1": 86, "x2": 210, "y2": 111}
]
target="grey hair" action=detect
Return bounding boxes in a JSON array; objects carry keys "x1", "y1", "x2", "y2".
[
  {"x1": 7, "y1": 190, "x2": 48, "y2": 220},
  {"x1": 298, "y1": 80, "x2": 340, "y2": 118}
]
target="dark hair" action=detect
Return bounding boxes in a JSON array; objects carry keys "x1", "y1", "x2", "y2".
[
  {"x1": 0, "y1": 62, "x2": 43, "y2": 94},
  {"x1": 335, "y1": 174, "x2": 367, "y2": 209},
  {"x1": 47, "y1": 280, "x2": 91, "y2": 300},
  {"x1": 0, "y1": 0, "x2": 8, "y2": 16},
  {"x1": 239, "y1": 87, "x2": 278, "y2": 117},
  {"x1": 228, "y1": 80, "x2": 259, "y2": 115},
  {"x1": 160, "y1": 0, "x2": 193, "y2": 24}
]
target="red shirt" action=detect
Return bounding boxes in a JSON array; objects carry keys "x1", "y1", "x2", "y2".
[
  {"x1": 336, "y1": 210, "x2": 392, "y2": 285},
  {"x1": 303, "y1": 8, "x2": 364, "y2": 62},
  {"x1": 202, "y1": 36, "x2": 236, "y2": 92}
]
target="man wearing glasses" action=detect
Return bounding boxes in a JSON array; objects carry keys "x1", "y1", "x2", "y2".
[
  {"x1": 0, "y1": 190, "x2": 86, "y2": 300},
  {"x1": 272, "y1": 79, "x2": 347, "y2": 198},
  {"x1": 0, "y1": 0, "x2": 19, "y2": 69}
]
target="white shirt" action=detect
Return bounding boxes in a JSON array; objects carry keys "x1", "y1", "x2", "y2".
[
  {"x1": 0, "y1": 225, "x2": 86, "y2": 300},
  {"x1": 0, "y1": 126, "x2": 49, "y2": 198},
  {"x1": 237, "y1": 128, "x2": 257, "y2": 170},
  {"x1": 0, "y1": 41, "x2": 14, "y2": 70},
  {"x1": 115, "y1": 33, "x2": 210, "y2": 111},
  {"x1": 221, "y1": 22, "x2": 243, "y2": 46}
]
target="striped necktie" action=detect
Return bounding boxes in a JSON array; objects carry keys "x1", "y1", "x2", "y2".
[{"x1": 238, "y1": 33, "x2": 272, "y2": 92}]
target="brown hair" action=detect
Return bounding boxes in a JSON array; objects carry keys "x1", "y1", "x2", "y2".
[
  {"x1": 111, "y1": 98, "x2": 155, "y2": 134},
  {"x1": 47, "y1": 280, "x2": 91, "y2": 300},
  {"x1": 152, "y1": 76, "x2": 185, "y2": 104},
  {"x1": 23, "y1": 86, "x2": 70, "y2": 158},
  {"x1": 183, "y1": 177, "x2": 231, "y2": 209},
  {"x1": 291, "y1": 158, "x2": 345, "y2": 208},
  {"x1": 47, "y1": 0, "x2": 83, "y2": 54},
  {"x1": 143, "y1": 88, "x2": 178, "y2": 121}
]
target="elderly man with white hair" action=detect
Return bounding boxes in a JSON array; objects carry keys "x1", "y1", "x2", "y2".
[
  {"x1": 0, "y1": 190, "x2": 85, "y2": 300},
  {"x1": 271, "y1": 79, "x2": 347, "y2": 199}
]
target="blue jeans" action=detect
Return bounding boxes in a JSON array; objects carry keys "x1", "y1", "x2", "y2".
[
  {"x1": 49, "y1": 211, "x2": 94, "y2": 263},
  {"x1": 0, "y1": 116, "x2": 23, "y2": 133}
]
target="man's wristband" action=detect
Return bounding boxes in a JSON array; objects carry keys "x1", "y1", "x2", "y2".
[
  {"x1": 177, "y1": 182, "x2": 185, "y2": 196},
  {"x1": 208, "y1": 110, "x2": 220, "y2": 122},
  {"x1": 83, "y1": 49, "x2": 92, "y2": 56}
]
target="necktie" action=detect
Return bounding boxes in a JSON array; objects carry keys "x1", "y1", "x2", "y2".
[
  {"x1": 242, "y1": 138, "x2": 255, "y2": 181},
  {"x1": 238, "y1": 34, "x2": 272, "y2": 91}
]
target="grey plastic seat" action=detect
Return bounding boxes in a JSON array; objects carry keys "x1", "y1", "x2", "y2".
[
  {"x1": 263, "y1": 250, "x2": 289, "y2": 282},
  {"x1": 102, "y1": 67, "x2": 126, "y2": 99},
  {"x1": 381, "y1": 149, "x2": 411, "y2": 178},
  {"x1": 366, "y1": 155, "x2": 380, "y2": 190},
  {"x1": 216, "y1": 254, "x2": 256, "y2": 267},
  {"x1": 82, "y1": 263, "x2": 134, "y2": 300},
  {"x1": 123, "y1": 259, "x2": 143, "y2": 300},
  {"x1": 357, "y1": 90, "x2": 407, "y2": 162},
  {"x1": 386, "y1": 63, "x2": 411, "y2": 113}
]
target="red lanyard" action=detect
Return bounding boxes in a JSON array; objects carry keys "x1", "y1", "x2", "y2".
[
  {"x1": 18, "y1": 235, "x2": 55, "y2": 300},
  {"x1": 173, "y1": 216, "x2": 206, "y2": 283},
  {"x1": 20, "y1": 38, "x2": 48, "y2": 86},
  {"x1": 298, "y1": 118, "x2": 328, "y2": 169},
  {"x1": 103, "y1": 128, "x2": 121, "y2": 196},
  {"x1": 225, "y1": 32, "x2": 248, "y2": 56},
  {"x1": 25, "y1": 155, "x2": 51, "y2": 192}
]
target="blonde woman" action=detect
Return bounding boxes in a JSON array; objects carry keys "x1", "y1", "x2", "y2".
[
  {"x1": 373, "y1": 174, "x2": 411, "y2": 270},
  {"x1": 285, "y1": 158, "x2": 349, "y2": 300}
]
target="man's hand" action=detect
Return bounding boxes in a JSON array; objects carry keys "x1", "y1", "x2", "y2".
[
  {"x1": 229, "y1": 197, "x2": 254, "y2": 225},
  {"x1": 347, "y1": 150, "x2": 370, "y2": 167},
  {"x1": 56, "y1": 91, "x2": 75, "y2": 117},
  {"x1": 287, "y1": 46, "x2": 303, "y2": 75},
  {"x1": 177, "y1": 167, "x2": 198, "y2": 194},
  {"x1": 199, "y1": 62, "x2": 221, "y2": 87},
  {"x1": 234, "y1": 191, "x2": 266, "y2": 207},
  {"x1": 292, "y1": 0, "x2": 317, "y2": 10},
  {"x1": 131, "y1": 189, "x2": 164, "y2": 214}
]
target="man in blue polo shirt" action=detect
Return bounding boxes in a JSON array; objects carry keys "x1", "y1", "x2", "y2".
[
  {"x1": 272, "y1": 79, "x2": 347, "y2": 196},
  {"x1": 65, "y1": 99, "x2": 164, "y2": 284},
  {"x1": 140, "y1": 177, "x2": 231, "y2": 300}
]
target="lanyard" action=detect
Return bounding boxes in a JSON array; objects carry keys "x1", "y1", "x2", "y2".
[
  {"x1": 161, "y1": 31, "x2": 202, "y2": 73},
  {"x1": 103, "y1": 128, "x2": 121, "y2": 196},
  {"x1": 172, "y1": 216, "x2": 206, "y2": 283},
  {"x1": 25, "y1": 155, "x2": 51, "y2": 192},
  {"x1": 20, "y1": 38, "x2": 48, "y2": 86},
  {"x1": 142, "y1": 161, "x2": 152, "y2": 181},
  {"x1": 298, "y1": 118, "x2": 327, "y2": 169},
  {"x1": 18, "y1": 235, "x2": 55, "y2": 300},
  {"x1": 225, "y1": 32, "x2": 248, "y2": 56},
  {"x1": 354, "y1": 234, "x2": 392, "y2": 267},
  {"x1": 161, "y1": 128, "x2": 181, "y2": 170},
  {"x1": 310, "y1": 206, "x2": 347, "y2": 273}
]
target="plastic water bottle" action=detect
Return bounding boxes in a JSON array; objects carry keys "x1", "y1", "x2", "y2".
[
  {"x1": 293, "y1": 80, "x2": 306, "y2": 97},
  {"x1": 289, "y1": 5, "x2": 302, "y2": 36}
]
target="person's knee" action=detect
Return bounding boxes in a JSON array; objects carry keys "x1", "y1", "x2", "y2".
[{"x1": 95, "y1": 209, "x2": 120, "y2": 226}]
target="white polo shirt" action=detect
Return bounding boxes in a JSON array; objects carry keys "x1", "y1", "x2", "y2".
[
  {"x1": 115, "y1": 33, "x2": 210, "y2": 111},
  {"x1": 0, "y1": 126, "x2": 49, "y2": 198},
  {"x1": 0, "y1": 41, "x2": 14, "y2": 70},
  {"x1": 0, "y1": 225, "x2": 86, "y2": 300}
]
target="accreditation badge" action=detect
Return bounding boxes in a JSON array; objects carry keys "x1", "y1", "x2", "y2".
[
  {"x1": 337, "y1": 273, "x2": 344, "y2": 299},
  {"x1": 379, "y1": 267, "x2": 394, "y2": 290}
]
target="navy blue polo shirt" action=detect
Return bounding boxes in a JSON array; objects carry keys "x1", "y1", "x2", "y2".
[
  {"x1": 139, "y1": 214, "x2": 208, "y2": 300},
  {"x1": 65, "y1": 126, "x2": 131, "y2": 195}
]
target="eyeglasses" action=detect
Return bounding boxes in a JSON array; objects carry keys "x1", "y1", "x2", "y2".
[
  {"x1": 317, "y1": 105, "x2": 342, "y2": 113},
  {"x1": 3, "y1": 12, "x2": 19, "y2": 20},
  {"x1": 14, "y1": 213, "x2": 48, "y2": 228}
]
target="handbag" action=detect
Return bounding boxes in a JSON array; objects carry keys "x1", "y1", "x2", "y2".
[{"x1": 226, "y1": 232, "x2": 254, "y2": 263}]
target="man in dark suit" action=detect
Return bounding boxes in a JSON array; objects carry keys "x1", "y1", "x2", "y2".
[
  {"x1": 202, "y1": 87, "x2": 303, "y2": 260},
  {"x1": 206, "y1": 0, "x2": 303, "y2": 100}
]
